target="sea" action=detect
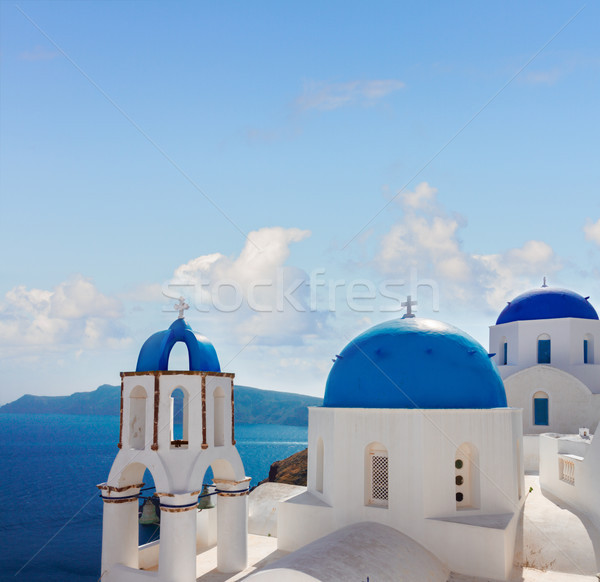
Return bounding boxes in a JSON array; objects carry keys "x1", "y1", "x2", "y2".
[{"x1": 0, "y1": 414, "x2": 307, "y2": 582}]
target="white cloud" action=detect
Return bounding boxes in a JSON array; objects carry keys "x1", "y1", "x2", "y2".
[
  {"x1": 524, "y1": 69, "x2": 562, "y2": 85},
  {"x1": 0, "y1": 275, "x2": 128, "y2": 350},
  {"x1": 296, "y1": 79, "x2": 405, "y2": 111},
  {"x1": 168, "y1": 226, "x2": 329, "y2": 346},
  {"x1": 378, "y1": 183, "x2": 472, "y2": 286},
  {"x1": 584, "y1": 218, "x2": 600, "y2": 245},
  {"x1": 476, "y1": 240, "x2": 561, "y2": 310},
  {"x1": 19, "y1": 46, "x2": 59, "y2": 61},
  {"x1": 376, "y1": 182, "x2": 562, "y2": 310},
  {"x1": 50, "y1": 277, "x2": 121, "y2": 319}
]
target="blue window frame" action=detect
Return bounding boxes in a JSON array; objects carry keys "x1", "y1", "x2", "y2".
[
  {"x1": 584, "y1": 339, "x2": 589, "y2": 364},
  {"x1": 502, "y1": 342, "x2": 508, "y2": 365},
  {"x1": 534, "y1": 397, "x2": 549, "y2": 425},
  {"x1": 538, "y1": 339, "x2": 551, "y2": 364}
]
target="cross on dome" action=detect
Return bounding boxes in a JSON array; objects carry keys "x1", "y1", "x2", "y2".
[
  {"x1": 542, "y1": 277, "x2": 548, "y2": 288},
  {"x1": 174, "y1": 296, "x2": 190, "y2": 319},
  {"x1": 401, "y1": 295, "x2": 417, "y2": 318}
]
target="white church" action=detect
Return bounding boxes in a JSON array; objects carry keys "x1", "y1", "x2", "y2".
[
  {"x1": 97, "y1": 290, "x2": 600, "y2": 582},
  {"x1": 489, "y1": 284, "x2": 600, "y2": 471}
]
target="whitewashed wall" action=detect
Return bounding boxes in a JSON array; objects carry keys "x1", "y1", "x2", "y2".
[
  {"x1": 278, "y1": 406, "x2": 523, "y2": 581},
  {"x1": 539, "y1": 433, "x2": 600, "y2": 531},
  {"x1": 503, "y1": 367, "x2": 600, "y2": 435},
  {"x1": 490, "y1": 318, "x2": 600, "y2": 393}
]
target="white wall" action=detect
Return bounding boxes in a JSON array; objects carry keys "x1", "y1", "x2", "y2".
[
  {"x1": 539, "y1": 433, "x2": 600, "y2": 531},
  {"x1": 523, "y1": 435, "x2": 539, "y2": 473},
  {"x1": 279, "y1": 406, "x2": 523, "y2": 581},
  {"x1": 503, "y1": 366, "x2": 600, "y2": 435},
  {"x1": 490, "y1": 318, "x2": 600, "y2": 393}
]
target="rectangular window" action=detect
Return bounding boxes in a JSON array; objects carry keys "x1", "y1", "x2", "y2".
[
  {"x1": 584, "y1": 340, "x2": 589, "y2": 364},
  {"x1": 534, "y1": 398, "x2": 549, "y2": 425},
  {"x1": 370, "y1": 454, "x2": 388, "y2": 506},
  {"x1": 538, "y1": 339, "x2": 551, "y2": 364},
  {"x1": 502, "y1": 342, "x2": 508, "y2": 365}
]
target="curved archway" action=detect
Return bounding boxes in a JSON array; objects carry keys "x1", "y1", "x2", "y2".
[
  {"x1": 168, "y1": 341, "x2": 190, "y2": 371},
  {"x1": 102, "y1": 462, "x2": 162, "y2": 572},
  {"x1": 188, "y1": 447, "x2": 246, "y2": 489},
  {"x1": 365, "y1": 441, "x2": 388, "y2": 507},
  {"x1": 107, "y1": 453, "x2": 171, "y2": 493}
]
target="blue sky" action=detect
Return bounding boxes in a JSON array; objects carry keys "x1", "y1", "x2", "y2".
[{"x1": 1, "y1": 1, "x2": 599, "y2": 403}]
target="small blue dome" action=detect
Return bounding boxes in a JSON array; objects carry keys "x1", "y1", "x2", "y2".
[
  {"x1": 323, "y1": 318, "x2": 506, "y2": 409},
  {"x1": 496, "y1": 287, "x2": 598, "y2": 325},
  {"x1": 136, "y1": 318, "x2": 220, "y2": 373}
]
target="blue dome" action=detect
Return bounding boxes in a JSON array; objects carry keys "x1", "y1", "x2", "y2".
[
  {"x1": 496, "y1": 287, "x2": 598, "y2": 325},
  {"x1": 136, "y1": 318, "x2": 221, "y2": 373},
  {"x1": 323, "y1": 318, "x2": 506, "y2": 409}
]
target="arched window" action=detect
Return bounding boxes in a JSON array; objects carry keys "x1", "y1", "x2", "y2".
[
  {"x1": 455, "y1": 443, "x2": 480, "y2": 510},
  {"x1": 537, "y1": 334, "x2": 551, "y2": 364},
  {"x1": 213, "y1": 386, "x2": 225, "y2": 446},
  {"x1": 584, "y1": 334, "x2": 594, "y2": 364},
  {"x1": 500, "y1": 338, "x2": 508, "y2": 365},
  {"x1": 170, "y1": 387, "x2": 189, "y2": 447},
  {"x1": 129, "y1": 386, "x2": 147, "y2": 450},
  {"x1": 167, "y1": 341, "x2": 190, "y2": 370},
  {"x1": 365, "y1": 442, "x2": 388, "y2": 508},
  {"x1": 533, "y1": 391, "x2": 549, "y2": 426},
  {"x1": 316, "y1": 437, "x2": 324, "y2": 493}
]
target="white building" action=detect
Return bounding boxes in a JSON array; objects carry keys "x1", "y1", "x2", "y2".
[
  {"x1": 98, "y1": 307, "x2": 251, "y2": 582},
  {"x1": 97, "y1": 307, "x2": 533, "y2": 581},
  {"x1": 489, "y1": 285, "x2": 600, "y2": 470},
  {"x1": 539, "y1": 430, "x2": 600, "y2": 529},
  {"x1": 250, "y1": 316, "x2": 524, "y2": 582}
]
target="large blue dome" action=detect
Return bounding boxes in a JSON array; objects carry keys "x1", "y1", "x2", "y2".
[
  {"x1": 496, "y1": 287, "x2": 598, "y2": 325},
  {"x1": 136, "y1": 318, "x2": 220, "y2": 373},
  {"x1": 323, "y1": 318, "x2": 506, "y2": 409}
]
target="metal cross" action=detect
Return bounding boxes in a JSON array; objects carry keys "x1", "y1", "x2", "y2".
[
  {"x1": 174, "y1": 296, "x2": 189, "y2": 319},
  {"x1": 401, "y1": 295, "x2": 417, "y2": 318},
  {"x1": 542, "y1": 277, "x2": 548, "y2": 288}
]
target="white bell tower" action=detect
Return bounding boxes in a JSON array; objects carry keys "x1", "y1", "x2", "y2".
[{"x1": 97, "y1": 306, "x2": 250, "y2": 581}]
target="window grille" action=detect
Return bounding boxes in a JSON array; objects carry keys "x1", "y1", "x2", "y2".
[{"x1": 371, "y1": 454, "x2": 388, "y2": 504}]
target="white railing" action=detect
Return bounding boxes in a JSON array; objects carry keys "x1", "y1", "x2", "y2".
[{"x1": 558, "y1": 455, "x2": 576, "y2": 485}]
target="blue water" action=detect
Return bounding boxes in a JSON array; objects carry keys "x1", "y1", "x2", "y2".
[{"x1": 0, "y1": 414, "x2": 307, "y2": 582}]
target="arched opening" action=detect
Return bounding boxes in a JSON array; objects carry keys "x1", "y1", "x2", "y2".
[
  {"x1": 500, "y1": 337, "x2": 508, "y2": 365},
  {"x1": 190, "y1": 459, "x2": 238, "y2": 552},
  {"x1": 584, "y1": 334, "x2": 594, "y2": 364},
  {"x1": 316, "y1": 437, "x2": 324, "y2": 493},
  {"x1": 455, "y1": 443, "x2": 480, "y2": 510},
  {"x1": 129, "y1": 385, "x2": 147, "y2": 450},
  {"x1": 139, "y1": 467, "x2": 160, "y2": 546},
  {"x1": 167, "y1": 341, "x2": 190, "y2": 371},
  {"x1": 213, "y1": 386, "x2": 225, "y2": 447},
  {"x1": 533, "y1": 391, "x2": 549, "y2": 426},
  {"x1": 365, "y1": 442, "x2": 388, "y2": 508},
  {"x1": 102, "y1": 463, "x2": 161, "y2": 572},
  {"x1": 170, "y1": 387, "x2": 189, "y2": 447},
  {"x1": 537, "y1": 333, "x2": 551, "y2": 364}
]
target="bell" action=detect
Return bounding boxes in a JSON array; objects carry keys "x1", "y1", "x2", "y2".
[
  {"x1": 139, "y1": 498, "x2": 159, "y2": 524},
  {"x1": 197, "y1": 485, "x2": 215, "y2": 510}
]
